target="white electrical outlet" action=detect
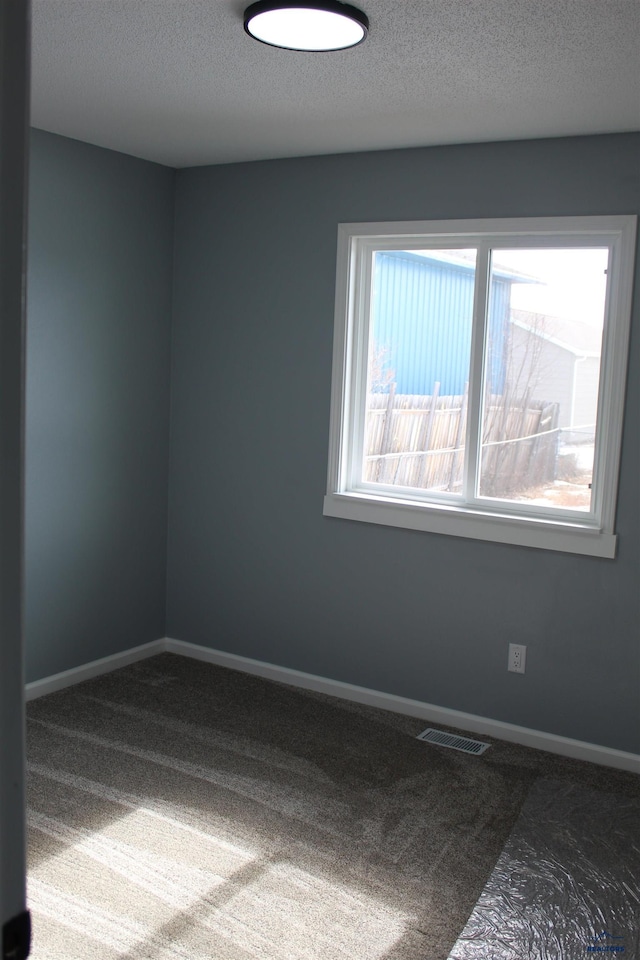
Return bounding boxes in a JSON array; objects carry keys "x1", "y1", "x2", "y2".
[{"x1": 508, "y1": 643, "x2": 527, "y2": 674}]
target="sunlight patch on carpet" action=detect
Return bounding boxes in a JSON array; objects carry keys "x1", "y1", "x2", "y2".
[{"x1": 28, "y1": 793, "x2": 410, "y2": 959}]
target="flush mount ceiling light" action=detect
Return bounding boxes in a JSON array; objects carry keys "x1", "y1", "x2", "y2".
[{"x1": 244, "y1": 0, "x2": 369, "y2": 52}]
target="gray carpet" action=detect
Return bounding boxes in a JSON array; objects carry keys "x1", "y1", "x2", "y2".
[{"x1": 26, "y1": 653, "x2": 640, "y2": 960}]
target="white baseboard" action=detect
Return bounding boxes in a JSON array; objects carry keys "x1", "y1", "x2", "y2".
[
  {"x1": 26, "y1": 635, "x2": 640, "y2": 774},
  {"x1": 165, "y1": 637, "x2": 640, "y2": 775},
  {"x1": 25, "y1": 639, "x2": 164, "y2": 701}
]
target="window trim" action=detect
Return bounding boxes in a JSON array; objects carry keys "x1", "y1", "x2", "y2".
[{"x1": 324, "y1": 216, "x2": 637, "y2": 558}]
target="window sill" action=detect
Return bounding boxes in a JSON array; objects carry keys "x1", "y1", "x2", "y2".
[{"x1": 323, "y1": 492, "x2": 617, "y2": 558}]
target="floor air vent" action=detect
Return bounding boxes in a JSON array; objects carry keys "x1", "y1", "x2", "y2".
[{"x1": 416, "y1": 728, "x2": 490, "y2": 755}]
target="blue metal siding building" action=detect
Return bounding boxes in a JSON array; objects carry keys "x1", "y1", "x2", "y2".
[{"x1": 372, "y1": 250, "x2": 514, "y2": 396}]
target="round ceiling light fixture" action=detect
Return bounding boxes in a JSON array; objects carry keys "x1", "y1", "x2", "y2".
[{"x1": 244, "y1": 0, "x2": 369, "y2": 52}]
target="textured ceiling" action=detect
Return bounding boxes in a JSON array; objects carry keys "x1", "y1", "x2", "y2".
[{"x1": 31, "y1": 0, "x2": 640, "y2": 168}]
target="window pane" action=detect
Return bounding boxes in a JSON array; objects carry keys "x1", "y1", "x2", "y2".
[
  {"x1": 362, "y1": 249, "x2": 476, "y2": 492},
  {"x1": 478, "y1": 248, "x2": 608, "y2": 511}
]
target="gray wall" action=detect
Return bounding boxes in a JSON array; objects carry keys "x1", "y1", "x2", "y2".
[
  {"x1": 167, "y1": 134, "x2": 640, "y2": 754},
  {"x1": 26, "y1": 130, "x2": 174, "y2": 682}
]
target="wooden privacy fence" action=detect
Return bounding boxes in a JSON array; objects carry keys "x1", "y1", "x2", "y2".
[{"x1": 365, "y1": 383, "x2": 560, "y2": 496}]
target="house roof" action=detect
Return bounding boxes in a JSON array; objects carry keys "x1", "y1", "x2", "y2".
[
  {"x1": 403, "y1": 250, "x2": 538, "y2": 284},
  {"x1": 511, "y1": 309, "x2": 603, "y2": 357},
  {"x1": 30, "y1": 0, "x2": 640, "y2": 168}
]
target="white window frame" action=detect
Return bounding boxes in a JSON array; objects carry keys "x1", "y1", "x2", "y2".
[{"x1": 323, "y1": 216, "x2": 637, "y2": 558}]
